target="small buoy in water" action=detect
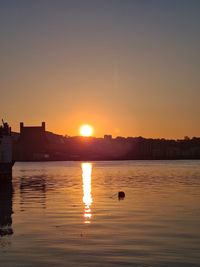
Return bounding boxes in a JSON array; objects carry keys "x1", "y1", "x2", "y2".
[{"x1": 118, "y1": 191, "x2": 125, "y2": 200}]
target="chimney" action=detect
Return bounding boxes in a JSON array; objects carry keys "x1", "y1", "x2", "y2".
[
  {"x1": 42, "y1": 122, "x2": 45, "y2": 131},
  {"x1": 20, "y1": 122, "x2": 24, "y2": 133}
]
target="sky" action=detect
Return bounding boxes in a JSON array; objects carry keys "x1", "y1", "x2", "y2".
[{"x1": 0, "y1": 0, "x2": 200, "y2": 138}]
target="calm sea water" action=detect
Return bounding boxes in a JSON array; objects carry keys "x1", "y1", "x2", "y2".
[{"x1": 0, "y1": 160, "x2": 200, "y2": 267}]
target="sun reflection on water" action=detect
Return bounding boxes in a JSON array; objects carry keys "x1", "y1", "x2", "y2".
[{"x1": 82, "y1": 163, "x2": 93, "y2": 224}]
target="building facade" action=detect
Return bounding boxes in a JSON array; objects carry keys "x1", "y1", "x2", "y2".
[{"x1": 18, "y1": 122, "x2": 49, "y2": 161}]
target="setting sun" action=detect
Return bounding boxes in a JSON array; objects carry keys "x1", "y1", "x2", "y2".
[{"x1": 80, "y1": 124, "x2": 94, "y2": 137}]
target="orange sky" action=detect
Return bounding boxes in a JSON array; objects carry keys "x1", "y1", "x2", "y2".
[{"x1": 0, "y1": 1, "x2": 200, "y2": 138}]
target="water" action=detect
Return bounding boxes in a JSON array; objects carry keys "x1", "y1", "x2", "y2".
[{"x1": 0, "y1": 160, "x2": 200, "y2": 267}]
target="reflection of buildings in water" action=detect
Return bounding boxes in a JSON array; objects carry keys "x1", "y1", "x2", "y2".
[
  {"x1": 20, "y1": 175, "x2": 46, "y2": 209},
  {"x1": 82, "y1": 163, "x2": 93, "y2": 224},
  {"x1": 0, "y1": 179, "x2": 13, "y2": 236}
]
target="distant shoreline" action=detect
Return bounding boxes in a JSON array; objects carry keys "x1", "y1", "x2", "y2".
[{"x1": 12, "y1": 125, "x2": 200, "y2": 162}]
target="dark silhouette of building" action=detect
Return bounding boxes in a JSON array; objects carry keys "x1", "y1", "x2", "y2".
[
  {"x1": 0, "y1": 120, "x2": 14, "y2": 176},
  {"x1": 104, "y1": 135, "x2": 112, "y2": 141},
  {"x1": 18, "y1": 122, "x2": 49, "y2": 161}
]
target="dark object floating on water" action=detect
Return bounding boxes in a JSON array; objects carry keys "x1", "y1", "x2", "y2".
[{"x1": 118, "y1": 191, "x2": 125, "y2": 200}]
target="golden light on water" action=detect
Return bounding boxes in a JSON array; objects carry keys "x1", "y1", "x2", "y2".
[
  {"x1": 80, "y1": 124, "x2": 93, "y2": 137},
  {"x1": 82, "y1": 163, "x2": 93, "y2": 224}
]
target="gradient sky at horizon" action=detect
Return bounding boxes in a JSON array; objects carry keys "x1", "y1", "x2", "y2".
[{"x1": 0, "y1": 0, "x2": 200, "y2": 138}]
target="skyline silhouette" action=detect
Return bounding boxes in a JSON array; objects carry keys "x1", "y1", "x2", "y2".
[{"x1": 10, "y1": 121, "x2": 200, "y2": 161}]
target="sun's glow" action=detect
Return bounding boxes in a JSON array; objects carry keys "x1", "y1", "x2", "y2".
[{"x1": 80, "y1": 124, "x2": 93, "y2": 137}]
